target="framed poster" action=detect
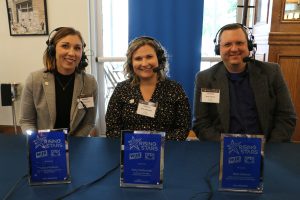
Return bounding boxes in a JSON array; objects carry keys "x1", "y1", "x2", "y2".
[{"x1": 6, "y1": 0, "x2": 48, "y2": 36}]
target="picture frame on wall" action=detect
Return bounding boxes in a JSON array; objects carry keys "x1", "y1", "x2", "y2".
[{"x1": 6, "y1": 0, "x2": 48, "y2": 36}]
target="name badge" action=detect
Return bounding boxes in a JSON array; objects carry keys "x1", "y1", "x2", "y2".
[
  {"x1": 136, "y1": 100, "x2": 157, "y2": 118},
  {"x1": 201, "y1": 88, "x2": 220, "y2": 103},
  {"x1": 77, "y1": 96, "x2": 94, "y2": 109}
]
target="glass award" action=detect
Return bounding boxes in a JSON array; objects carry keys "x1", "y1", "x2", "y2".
[
  {"x1": 219, "y1": 134, "x2": 265, "y2": 193},
  {"x1": 27, "y1": 129, "x2": 71, "y2": 185},
  {"x1": 120, "y1": 130, "x2": 165, "y2": 189}
]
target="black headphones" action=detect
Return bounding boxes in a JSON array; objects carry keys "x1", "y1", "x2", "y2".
[
  {"x1": 46, "y1": 27, "x2": 88, "y2": 70},
  {"x1": 128, "y1": 36, "x2": 167, "y2": 70},
  {"x1": 213, "y1": 23, "x2": 256, "y2": 55}
]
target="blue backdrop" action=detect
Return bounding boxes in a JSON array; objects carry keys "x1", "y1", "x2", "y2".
[{"x1": 128, "y1": 0, "x2": 204, "y2": 106}]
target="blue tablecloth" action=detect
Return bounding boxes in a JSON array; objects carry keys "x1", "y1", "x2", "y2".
[{"x1": 0, "y1": 134, "x2": 299, "y2": 200}]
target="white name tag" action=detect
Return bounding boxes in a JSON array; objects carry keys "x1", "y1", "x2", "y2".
[
  {"x1": 201, "y1": 88, "x2": 220, "y2": 103},
  {"x1": 136, "y1": 100, "x2": 157, "y2": 118},
  {"x1": 77, "y1": 96, "x2": 94, "y2": 109}
]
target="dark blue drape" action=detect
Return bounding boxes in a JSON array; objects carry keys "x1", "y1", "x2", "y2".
[{"x1": 128, "y1": 0, "x2": 204, "y2": 105}]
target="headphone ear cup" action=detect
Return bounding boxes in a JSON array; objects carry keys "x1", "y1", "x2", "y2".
[
  {"x1": 79, "y1": 52, "x2": 88, "y2": 69},
  {"x1": 47, "y1": 44, "x2": 55, "y2": 57},
  {"x1": 157, "y1": 48, "x2": 166, "y2": 69},
  {"x1": 214, "y1": 44, "x2": 220, "y2": 55},
  {"x1": 248, "y1": 40, "x2": 253, "y2": 51}
]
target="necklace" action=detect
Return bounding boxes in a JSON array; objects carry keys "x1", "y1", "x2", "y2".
[{"x1": 55, "y1": 75, "x2": 74, "y2": 91}]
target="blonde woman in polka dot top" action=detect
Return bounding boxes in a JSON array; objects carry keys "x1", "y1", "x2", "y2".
[{"x1": 105, "y1": 36, "x2": 191, "y2": 141}]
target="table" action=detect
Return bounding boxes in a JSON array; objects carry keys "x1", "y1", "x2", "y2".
[{"x1": 0, "y1": 134, "x2": 300, "y2": 200}]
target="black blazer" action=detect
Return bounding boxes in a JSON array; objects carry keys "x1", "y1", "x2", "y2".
[{"x1": 192, "y1": 60, "x2": 296, "y2": 142}]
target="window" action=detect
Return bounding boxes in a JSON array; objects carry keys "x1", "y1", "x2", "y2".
[
  {"x1": 102, "y1": 0, "x2": 128, "y2": 57},
  {"x1": 16, "y1": 1, "x2": 33, "y2": 23},
  {"x1": 201, "y1": 0, "x2": 238, "y2": 70},
  {"x1": 91, "y1": 0, "x2": 241, "y2": 134}
]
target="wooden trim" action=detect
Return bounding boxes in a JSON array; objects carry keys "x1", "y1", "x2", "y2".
[
  {"x1": 269, "y1": 32, "x2": 300, "y2": 36},
  {"x1": 0, "y1": 125, "x2": 22, "y2": 135},
  {"x1": 269, "y1": 32, "x2": 300, "y2": 44}
]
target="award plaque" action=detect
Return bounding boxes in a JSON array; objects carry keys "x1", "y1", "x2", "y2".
[
  {"x1": 219, "y1": 134, "x2": 265, "y2": 193},
  {"x1": 27, "y1": 129, "x2": 71, "y2": 185},
  {"x1": 120, "y1": 130, "x2": 165, "y2": 189}
]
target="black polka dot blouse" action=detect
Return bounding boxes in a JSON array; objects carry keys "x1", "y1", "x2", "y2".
[{"x1": 105, "y1": 79, "x2": 191, "y2": 141}]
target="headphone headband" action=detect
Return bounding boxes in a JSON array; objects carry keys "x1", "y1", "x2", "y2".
[
  {"x1": 128, "y1": 36, "x2": 167, "y2": 69},
  {"x1": 129, "y1": 36, "x2": 163, "y2": 49},
  {"x1": 46, "y1": 27, "x2": 64, "y2": 46}
]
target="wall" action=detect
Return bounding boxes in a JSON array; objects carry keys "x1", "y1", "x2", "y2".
[
  {"x1": 0, "y1": 0, "x2": 90, "y2": 125},
  {"x1": 268, "y1": 0, "x2": 300, "y2": 141}
]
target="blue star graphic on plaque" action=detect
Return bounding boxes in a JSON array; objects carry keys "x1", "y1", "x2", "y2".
[
  {"x1": 128, "y1": 136, "x2": 142, "y2": 150},
  {"x1": 227, "y1": 140, "x2": 241, "y2": 155},
  {"x1": 33, "y1": 134, "x2": 47, "y2": 149}
]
